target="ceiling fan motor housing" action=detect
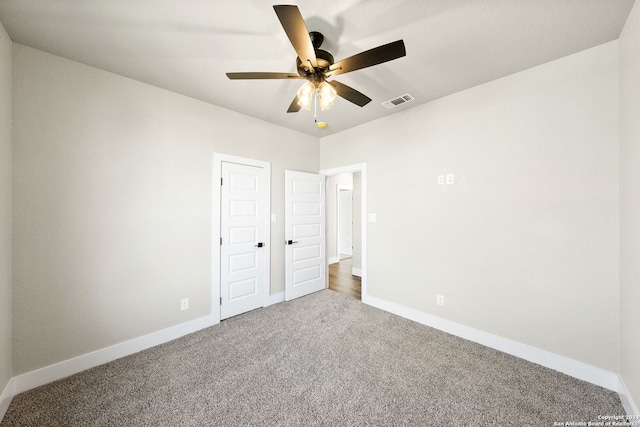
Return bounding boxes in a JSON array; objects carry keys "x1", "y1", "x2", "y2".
[{"x1": 296, "y1": 32, "x2": 334, "y2": 77}]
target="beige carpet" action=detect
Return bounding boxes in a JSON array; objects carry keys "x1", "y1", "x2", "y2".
[{"x1": 1, "y1": 290, "x2": 625, "y2": 426}]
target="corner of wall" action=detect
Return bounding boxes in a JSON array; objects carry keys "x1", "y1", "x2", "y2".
[
  {"x1": 0, "y1": 16, "x2": 14, "y2": 423},
  {"x1": 619, "y1": 0, "x2": 640, "y2": 417}
]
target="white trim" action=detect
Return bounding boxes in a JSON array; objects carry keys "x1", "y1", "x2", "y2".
[
  {"x1": 328, "y1": 257, "x2": 340, "y2": 265},
  {"x1": 351, "y1": 268, "x2": 362, "y2": 277},
  {"x1": 2, "y1": 293, "x2": 637, "y2": 423},
  {"x1": 320, "y1": 163, "x2": 367, "y2": 301},
  {"x1": 266, "y1": 291, "x2": 285, "y2": 307},
  {"x1": 12, "y1": 315, "x2": 213, "y2": 396},
  {"x1": 618, "y1": 377, "x2": 640, "y2": 418},
  {"x1": 0, "y1": 378, "x2": 15, "y2": 421},
  {"x1": 365, "y1": 294, "x2": 622, "y2": 392},
  {"x1": 213, "y1": 153, "x2": 271, "y2": 321}
]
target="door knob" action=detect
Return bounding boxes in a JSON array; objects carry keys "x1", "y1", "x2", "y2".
[
  {"x1": 285, "y1": 240, "x2": 299, "y2": 245},
  {"x1": 255, "y1": 242, "x2": 265, "y2": 248}
]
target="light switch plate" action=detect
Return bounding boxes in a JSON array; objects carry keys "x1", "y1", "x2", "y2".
[{"x1": 368, "y1": 213, "x2": 377, "y2": 223}]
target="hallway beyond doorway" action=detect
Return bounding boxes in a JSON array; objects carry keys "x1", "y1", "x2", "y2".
[{"x1": 328, "y1": 258, "x2": 361, "y2": 300}]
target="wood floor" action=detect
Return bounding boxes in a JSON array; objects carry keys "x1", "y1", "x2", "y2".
[{"x1": 328, "y1": 257, "x2": 361, "y2": 300}]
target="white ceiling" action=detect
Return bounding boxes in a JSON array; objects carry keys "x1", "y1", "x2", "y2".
[{"x1": 0, "y1": 0, "x2": 635, "y2": 137}]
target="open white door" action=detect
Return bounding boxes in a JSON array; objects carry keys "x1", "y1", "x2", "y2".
[
  {"x1": 220, "y1": 161, "x2": 268, "y2": 319},
  {"x1": 285, "y1": 170, "x2": 326, "y2": 301}
]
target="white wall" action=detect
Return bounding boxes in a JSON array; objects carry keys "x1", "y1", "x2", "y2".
[
  {"x1": 321, "y1": 42, "x2": 620, "y2": 372},
  {"x1": 11, "y1": 44, "x2": 319, "y2": 375},
  {"x1": 619, "y1": 0, "x2": 640, "y2": 410},
  {"x1": 0, "y1": 19, "x2": 12, "y2": 398}
]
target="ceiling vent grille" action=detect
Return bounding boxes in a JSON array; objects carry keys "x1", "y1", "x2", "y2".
[{"x1": 382, "y1": 93, "x2": 415, "y2": 109}]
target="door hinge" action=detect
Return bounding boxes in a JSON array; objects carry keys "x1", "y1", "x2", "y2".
[
  {"x1": 220, "y1": 297, "x2": 222, "y2": 305},
  {"x1": 220, "y1": 237, "x2": 222, "y2": 245},
  {"x1": 220, "y1": 177, "x2": 223, "y2": 186}
]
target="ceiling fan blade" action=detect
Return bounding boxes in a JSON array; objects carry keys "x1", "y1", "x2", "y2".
[
  {"x1": 287, "y1": 96, "x2": 302, "y2": 113},
  {"x1": 226, "y1": 72, "x2": 304, "y2": 80},
  {"x1": 328, "y1": 80, "x2": 372, "y2": 107},
  {"x1": 327, "y1": 40, "x2": 406, "y2": 77},
  {"x1": 273, "y1": 5, "x2": 318, "y2": 69}
]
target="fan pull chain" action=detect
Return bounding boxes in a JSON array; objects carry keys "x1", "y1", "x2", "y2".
[{"x1": 314, "y1": 89, "x2": 318, "y2": 123}]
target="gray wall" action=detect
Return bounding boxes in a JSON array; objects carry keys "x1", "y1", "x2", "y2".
[
  {"x1": 11, "y1": 44, "x2": 319, "y2": 374},
  {"x1": 320, "y1": 42, "x2": 620, "y2": 372},
  {"x1": 0, "y1": 20, "x2": 12, "y2": 396},
  {"x1": 619, "y1": 0, "x2": 640, "y2": 410}
]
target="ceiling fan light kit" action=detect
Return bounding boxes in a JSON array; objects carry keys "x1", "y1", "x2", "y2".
[
  {"x1": 317, "y1": 81, "x2": 337, "y2": 110},
  {"x1": 296, "y1": 81, "x2": 315, "y2": 110},
  {"x1": 226, "y1": 4, "x2": 406, "y2": 124}
]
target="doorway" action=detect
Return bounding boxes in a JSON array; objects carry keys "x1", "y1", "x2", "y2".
[{"x1": 320, "y1": 164, "x2": 367, "y2": 302}]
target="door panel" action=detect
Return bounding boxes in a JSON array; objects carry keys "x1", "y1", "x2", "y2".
[
  {"x1": 285, "y1": 170, "x2": 326, "y2": 301},
  {"x1": 221, "y1": 161, "x2": 268, "y2": 319},
  {"x1": 293, "y1": 244, "x2": 321, "y2": 261}
]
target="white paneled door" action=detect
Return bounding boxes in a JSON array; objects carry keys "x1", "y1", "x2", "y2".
[
  {"x1": 220, "y1": 161, "x2": 268, "y2": 319},
  {"x1": 285, "y1": 170, "x2": 326, "y2": 301}
]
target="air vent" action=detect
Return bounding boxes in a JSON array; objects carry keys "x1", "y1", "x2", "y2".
[{"x1": 382, "y1": 93, "x2": 415, "y2": 109}]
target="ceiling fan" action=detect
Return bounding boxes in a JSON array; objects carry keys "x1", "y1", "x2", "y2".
[{"x1": 226, "y1": 5, "x2": 406, "y2": 115}]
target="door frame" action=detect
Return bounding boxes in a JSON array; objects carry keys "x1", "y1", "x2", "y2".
[
  {"x1": 212, "y1": 153, "x2": 271, "y2": 324},
  {"x1": 319, "y1": 163, "x2": 367, "y2": 303}
]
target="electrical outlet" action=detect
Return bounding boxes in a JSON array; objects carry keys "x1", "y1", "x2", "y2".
[
  {"x1": 437, "y1": 294, "x2": 445, "y2": 307},
  {"x1": 446, "y1": 173, "x2": 455, "y2": 185},
  {"x1": 180, "y1": 298, "x2": 189, "y2": 311},
  {"x1": 437, "y1": 175, "x2": 445, "y2": 185}
]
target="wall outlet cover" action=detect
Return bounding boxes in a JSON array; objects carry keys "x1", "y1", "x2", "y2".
[{"x1": 446, "y1": 173, "x2": 455, "y2": 185}]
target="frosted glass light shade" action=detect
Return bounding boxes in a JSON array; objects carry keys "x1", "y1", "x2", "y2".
[
  {"x1": 296, "y1": 81, "x2": 315, "y2": 110},
  {"x1": 317, "y1": 81, "x2": 337, "y2": 110}
]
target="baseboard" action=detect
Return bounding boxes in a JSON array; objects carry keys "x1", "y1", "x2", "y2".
[
  {"x1": 3, "y1": 294, "x2": 637, "y2": 423},
  {"x1": 5, "y1": 294, "x2": 287, "y2": 404},
  {"x1": 267, "y1": 291, "x2": 285, "y2": 306},
  {"x1": 618, "y1": 377, "x2": 640, "y2": 419},
  {"x1": 352, "y1": 268, "x2": 362, "y2": 277},
  {"x1": 11, "y1": 315, "x2": 214, "y2": 396},
  {"x1": 0, "y1": 378, "x2": 15, "y2": 421},
  {"x1": 364, "y1": 295, "x2": 621, "y2": 393},
  {"x1": 328, "y1": 257, "x2": 340, "y2": 265}
]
